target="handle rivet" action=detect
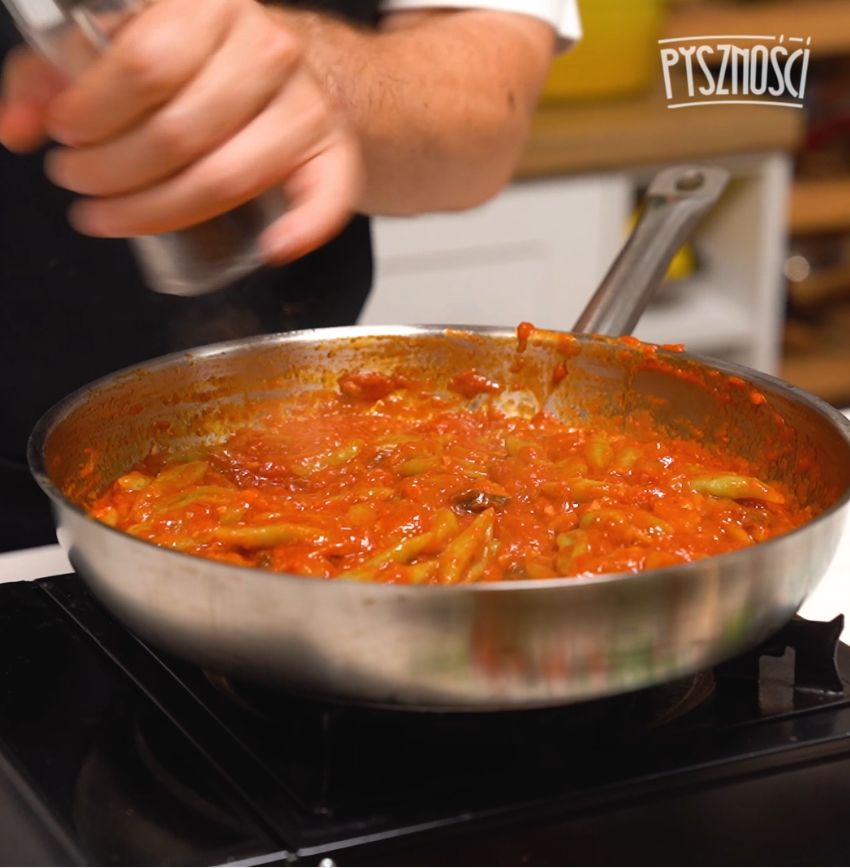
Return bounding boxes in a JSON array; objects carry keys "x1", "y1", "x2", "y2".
[{"x1": 675, "y1": 170, "x2": 706, "y2": 191}]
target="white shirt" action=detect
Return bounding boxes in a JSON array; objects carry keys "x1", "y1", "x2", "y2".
[{"x1": 380, "y1": 0, "x2": 582, "y2": 41}]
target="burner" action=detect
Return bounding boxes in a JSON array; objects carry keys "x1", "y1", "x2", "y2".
[
  {"x1": 203, "y1": 667, "x2": 715, "y2": 730},
  {"x1": 643, "y1": 669, "x2": 716, "y2": 727},
  {"x1": 716, "y1": 615, "x2": 847, "y2": 719},
  {"x1": 195, "y1": 667, "x2": 720, "y2": 818},
  {"x1": 70, "y1": 718, "x2": 257, "y2": 866}
]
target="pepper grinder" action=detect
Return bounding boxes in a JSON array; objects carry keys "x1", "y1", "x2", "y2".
[{"x1": 2, "y1": 0, "x2": 285, "y2": 295}]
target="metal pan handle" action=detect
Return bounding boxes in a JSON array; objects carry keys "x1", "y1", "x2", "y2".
[{"x1": 573, "y1": 165, "x2": 730, "y2": 337}]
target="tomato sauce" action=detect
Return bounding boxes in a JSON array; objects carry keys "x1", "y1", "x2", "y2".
[{"x1": 90, "y1": 369, "x2": 811, "y2": 585}]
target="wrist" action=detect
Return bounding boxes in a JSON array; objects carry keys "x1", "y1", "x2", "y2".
[{"x1": 264, "y1": 6, "x2": 372, "y2": 112}]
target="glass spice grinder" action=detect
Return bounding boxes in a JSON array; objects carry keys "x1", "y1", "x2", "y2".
[{"x1": 1, "y1": 0, "x2": 285, "y2": 295}]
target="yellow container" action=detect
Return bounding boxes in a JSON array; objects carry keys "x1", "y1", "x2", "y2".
[{"x1": 542, "y1": 0, "x2": 667, "y2": 103}]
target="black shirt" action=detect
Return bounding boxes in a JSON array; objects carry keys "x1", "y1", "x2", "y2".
[{"x1": 0, "y1": 0, "x2": 381, "y2": 549}]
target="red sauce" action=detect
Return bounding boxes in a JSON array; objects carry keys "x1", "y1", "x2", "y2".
[
  {"x1": 448, "y1": 369, "x2": 504, "y2": 399},
  {"x1": 338, "y1": 371, "x2": 410, "y2": 401},
  {"x1": 619, "y1": 336, "x2": 645, "y2": 350},
  {"x1": 558, "y1": 336, "x2": 581, "y2": 358},
  {"x1": 516, "y1": 322, "x2": 535, "y2": 353},
  {"x1": 90, "y1": 371, "x2": 811, "y2": 585}
]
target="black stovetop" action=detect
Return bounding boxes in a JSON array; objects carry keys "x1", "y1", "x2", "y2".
[{"x1": 2, "y1": 573, "x2": 850, "y2": 866}]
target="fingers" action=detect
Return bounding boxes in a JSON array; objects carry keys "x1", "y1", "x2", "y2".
[
  {"x1": 45, "y1": 0, "x2": 235, "y2": 146},
  {"x1": 45, "y1": 7, "x2": 301, "y2": 196},
  {"x1": 68, "y1": 67, "x2": 359, "y2": 240},
  {"x1": 0, "y1": 47, "x2": 66, "y2": 152},
  {"x1": 260, "y1": 139, "x2": 363, "y2": 263},
  {"x1": 6, "y1": 0, "x2": 366, "y2": 265}
]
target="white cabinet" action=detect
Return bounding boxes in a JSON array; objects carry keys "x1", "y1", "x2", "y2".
[
  {"x1": 361, "y1": 153, "x2": 792, "y2": 373},
  {"x1": 361, "y1": 174, "x2": 629, "y2": 331}
]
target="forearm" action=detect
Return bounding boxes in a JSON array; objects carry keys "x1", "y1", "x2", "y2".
[{"x1": 279, "y1": 9, "x2": 555, "y2": 216}]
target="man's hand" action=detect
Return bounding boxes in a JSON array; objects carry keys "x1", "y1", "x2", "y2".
[
  {"x1": 0, "y1": 0, "x2": 364, "y2": 263},
  {"x1": 0, "y1": 2, "x2": 557, "y2": 261}
]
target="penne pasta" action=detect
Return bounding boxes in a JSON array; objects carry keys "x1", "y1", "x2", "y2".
[
  {"x1": 690, "y1": 474, "x2": 785, "y2": 504},
  {"x1": 212, "y1": 523, "x2": 328, "y2": 548},
  {"x1": 90, "y1": 369, "x2": 810, "y2": 584}
]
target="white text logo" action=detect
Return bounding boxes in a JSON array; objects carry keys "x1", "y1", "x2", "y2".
[{"x1": 659, "y1": 35, "x2": 811, "y2": 109}]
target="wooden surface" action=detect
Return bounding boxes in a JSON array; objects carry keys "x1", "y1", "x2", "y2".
[
  {"x1": 783, "y1": 350, "x2": 850, "y2": 403},
  {"x1": 516, "y1": 78, "x2": 804, "y2": 179},
  {"x1": 784, "y1": 301, "x2": 850, "y2": 403},
  {"x1": 790, "y1": 176, "x2": 850, "y2": 235},
  {"x1": 665, "y1": 0, "x2": 850, "y2": 59},
  {"x1": 788, "y1": 263, "x2": 850, "y2": 309}
]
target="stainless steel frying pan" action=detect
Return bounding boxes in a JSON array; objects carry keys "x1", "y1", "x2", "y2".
[{"x1": 29, "y1": 166, "x2": 850, "y2": 710}]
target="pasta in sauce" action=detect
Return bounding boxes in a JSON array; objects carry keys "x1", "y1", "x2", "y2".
[{"x1": 89, "y1": 365, "x2": 811, "y2": 584}]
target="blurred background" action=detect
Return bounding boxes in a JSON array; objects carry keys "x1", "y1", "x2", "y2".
[{"x1": 362, "y1": 0, "x2": 850, "y2": 407}]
